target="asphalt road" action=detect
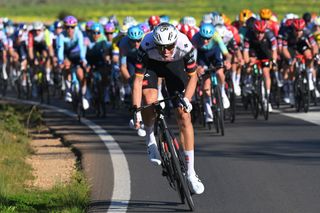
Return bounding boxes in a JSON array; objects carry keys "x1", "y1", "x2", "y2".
[{"x1": 2, "y1": 93, "x2": 320, "y2": 213}]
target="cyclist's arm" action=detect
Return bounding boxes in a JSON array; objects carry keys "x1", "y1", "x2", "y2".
[
  {"x1": 243, "y1": 37, "x2": 250, "y2": 64},
  {"x1": 132, "y1": 47, "x2": 148, "y2": 108},
  {"x1": 212, "y1": 31, "x2": 231, "y2": 62},
  {"x1": 57, "y1": 34, "x2": 64, "y2": 65},
  {"x1": 28, "y1": 32, "x2": 34, "y2": 61},
  {"x1": 282, "y1": 39, "x2": 291, "y2": 61},
  {"x1": 183, "y1": 48, "x2": 198, "y2": 100},
  {"x1": 77, "y1": 30, "x2": 87, "y2": 64}
]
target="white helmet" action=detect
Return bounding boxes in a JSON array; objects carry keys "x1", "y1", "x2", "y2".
[
  {"x1": 153, "y1": 22, "x2": 178, "y2": 45},
  {"x1": 202, "y1": 13, "x2": 213, "y2": 24},
  {"x1": 212, "y1": 15, "x2": 224, "y2": 26},
  {"x1": 33, "y1": 21, "x2": 44, "y2": 30},
  {"x1": 99, "y1": 16, "x2": 109, "y2": 26},
  {"x1": 314, "y1": 16, "x2": 320, "y2": 26}
]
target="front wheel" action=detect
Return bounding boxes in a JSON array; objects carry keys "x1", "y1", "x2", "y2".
[{"x1": 165, "y1": 130, "x2": 195, "y2": 211}]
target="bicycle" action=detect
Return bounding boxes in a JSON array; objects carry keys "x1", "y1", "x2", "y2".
[
  {"x1": 206, "y1": 68, "x2": 224, "y2": 135},
  {"x1": 0, "y1": 62, "x2": 8, "y2": 97},
  {"x1": 69, "y1": 66, "x2": 84, "y2": 121},
  {"x1": 224, "y1": 69, "x2": 236, "y2": 123},
  {"x1": 134, "y1": 93, "x2": 195, "y2": 211},
  {"x1": 250, "y1": 60, "x2": 269, "y2": 120},
  {"x1": 293, "y1": 54, "x2": 310, "y2": 112}
]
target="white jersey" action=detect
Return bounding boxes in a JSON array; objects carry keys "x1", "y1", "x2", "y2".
[{"x1": 139, "y1": 31, "x2": 194, "y2": 62}]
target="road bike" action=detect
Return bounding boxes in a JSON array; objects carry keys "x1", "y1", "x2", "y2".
[{"x1": 134, "y1": 93, "x2": 195, "y2": 211}]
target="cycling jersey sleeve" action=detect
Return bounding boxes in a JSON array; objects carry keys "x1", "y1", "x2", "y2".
[
  {"x1": 44, "y1": 29, "x2": 53, "y2": 47},
  {"x1": 77, "y1": 30, "x2": 87, "y2": 64},
  {"x1": 28, "y1": 32, "x2": 34, "y2": 49},
  {"x1": 183, "y1": 47, "x2": 197, "y2": 76},
  {"x1": 57, "y1": 34, "x2": 64, "y2": 64},
  {"x1": 212, "y1": 31, "x2": 229, "y2": 55},
  {"x1": 135, "y1": 47, "x2": 148, "y2": 77}
]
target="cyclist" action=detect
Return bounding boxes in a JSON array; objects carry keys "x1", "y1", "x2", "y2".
[
  {"x1": 28, "y1": 21, "x2": 55, "y2": 84},
  {"x1": 191, "y1": 23, "x2": 232, "y2": 123},
  {"x1": 132, "y1": 22, "x2": 204, "y2": 195},
  {"x1": 282, "y1": 18, "x2": 319, "y2": 104},
  {"x1": 57, "y1": 15, "x2": 89, "y2": 109},
  {"x1": 215, "y1": 24, "x2": 243, "y2": 96},
  {"x1": 243, "y1": 20, "x2": 278, "y2": 111}
]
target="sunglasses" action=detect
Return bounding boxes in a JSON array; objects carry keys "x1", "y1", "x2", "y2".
[
  {"x1": 255, "y1": 31, "x2": 265, "y2": 35},
  {"x1": 65, "y1": 26, "x2": 75, "y2": 30},
  {"x1": 93, "y1": 31, "x2": 101, "y2": 35},
  {"x1": 156, "y1": 43, "x2": 176, "y2": 51}
]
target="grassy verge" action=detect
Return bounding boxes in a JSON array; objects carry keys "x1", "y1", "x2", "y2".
[
  {"x1": 0, "y1": 0, "x2": 319, "y2": 23},
  {"x1": 0, "y1": 104, "x2": 89, "y2": 212}
]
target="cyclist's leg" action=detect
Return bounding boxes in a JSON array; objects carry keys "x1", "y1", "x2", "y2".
[
  {"x1": 303, "y1": 49, "x2": 315, "y2": 90},
  {"x1": 202, "y1": 74, "x2": 213, "y2": 122}
]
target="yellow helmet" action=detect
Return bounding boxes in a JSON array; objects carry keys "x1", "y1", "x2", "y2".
[
  {"x1": 260, "y1": 8, "x2": 273, "y2": 20},
  {"x1": 221, "y1": 13, "x2": 231, "y2": 26},
  {"x1": 239, "y1": 9, "x2": 253, "y2": 23}
]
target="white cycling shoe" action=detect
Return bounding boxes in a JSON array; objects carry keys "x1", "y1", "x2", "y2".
[
  {"x1": 187, "y1": 173, "x2": 205, "y2": 195},
  {"x1": 222, "y1": 92, "x2": 230, "y2": 109},
  {"x1": 147, "y1": 143, "x2": 161, "y2": 166},
  {"x1": 65, "y1": 92, "x2": 72, "y2": 103},
  {"x1": 82, "y1": 97, "x2": 90, "y2": 110}
]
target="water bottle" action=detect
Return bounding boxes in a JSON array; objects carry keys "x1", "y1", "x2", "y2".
[{"x1": 129, "y1": 119, "x2": 146, "y2": 137}]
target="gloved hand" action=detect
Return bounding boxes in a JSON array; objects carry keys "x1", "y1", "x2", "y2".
[{"x1": 180, "y1": 97, "x2": 193, "y2": 113}]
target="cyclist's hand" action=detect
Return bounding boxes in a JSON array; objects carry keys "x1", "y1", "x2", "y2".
[
  {"x1": 314, "y1": 53, "x2": 320, "y2": 62},
  {"x1": 287, "y1": 58, "x2": 293, "y2": 66},
  {"x1": 196, "y1": 66, "x2": 205, "y2": 76},
  {"x1": 180, "y1": 97, "x2": 193, "y2": 113},
  {"x1": 131, "y1": 106, "x2": 142, "y2": 129}
]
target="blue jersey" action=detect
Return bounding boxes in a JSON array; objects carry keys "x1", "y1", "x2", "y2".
[{"x1": 56, "y1": 27, "x2": 86, "y2": 64}]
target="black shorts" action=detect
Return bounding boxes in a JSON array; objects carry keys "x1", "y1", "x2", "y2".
[
  {"x1": 142, "y1": 58, "x2": 188, "y2": 107},
  {"x1": 288, "y1": 40, "x2": 310, "y2": 57}
]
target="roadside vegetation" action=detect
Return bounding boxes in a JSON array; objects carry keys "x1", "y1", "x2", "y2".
[
  {"x1": 0, "y1": 104, "x2": 89, "y2": 212},
  {"x1": 0, "y1": 0, "x2": 319, "y2": 23}
]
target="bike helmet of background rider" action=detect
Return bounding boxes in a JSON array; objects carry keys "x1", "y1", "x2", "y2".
[
  {"x1": 153, "y1": 22, "x2": 178, "y2": 46},
  {"x1": 99, "y1": 16, "x2": 109, "y2": 26},
  {"x1": 85, "y1": 20, "x2": 95, "y2": 31},
  {"x1": 302, "y1": 12, "x2": 312, "y2": 24},
  {"x1": 148, "y1": 15, "x2": 160, "y2": 28},
  {"x1": 109, "y1": 15, "x2": 119, "y2": 27},
  {"x1": 246, "y1": 16, "x2": 257, "y2": 31},
  {"x1": 239, "y1": 9, "x2": 253, "y2": 24},
  {"x1": 33, "y1": 21, "x2": 44, "y2": 31},
  {"x1": 91, "y1": 22, "x2": 102, "y2": 34},
  {"x1": 123, "y1": 16, "x2": 137, "y2": 27},
  {"x1": 199, "y1": 23, "x2": 215, "y2": 39},
  {"x1": 138, "y1": 22, "x2": 151, "y2": 34},
  {"x1": 54, "y1": 20, "x2": 63, "y2": 30},
  {"x1": 160, "y1": 15, "x2": 170, "y2": 23},
  {"x1": 202, "y1": 13, "x2": 213, "y2": 24},
  {"x1": 127, "y1": 25, "x2": 144, "y2": 40},
  {"x1": 186, "y1": 27, "x2": 199, "y2": 40},
  {"x1": 292, "y1": 18, "x2": 306, "y2": 31},
  {"x1": 64, "y1": 15, "x2": 78, "y2": 27},
  {"x1": 211, "y1": 13, "x2": 224, "y2": 26},
  {"x1": 253, "y1": 20, "x2": 268, "y2": 33},
  {"x1": 259, "y1": 8, "x2": 273, "y2": 20},
  {"x1": 215, "y1": 24, "x2": 229, "y2": 39},
  {"x1": 179, "y1": 24, "x2": 191, "y2": 35},
  {"x1": 104, "y1": 22, "x2": 116, "y2": 33},
  {"x1": 180, "y1": 16, "x2": 197, "y2": 28},
  {"x1": 314, "y1": 16, "x2": 320, "y2": 27},
  {"x1": 221, "y1": 13, "x2": 232, "y2": 26}
]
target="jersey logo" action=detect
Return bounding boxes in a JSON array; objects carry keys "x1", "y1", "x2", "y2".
[{"x1": 184, "y1": 44, "x2": 188, "y2": 48}]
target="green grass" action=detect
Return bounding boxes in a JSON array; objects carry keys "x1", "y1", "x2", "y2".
[
  {"x1": 0, "y1": 0, "x2": 318, "y2": 23},
  {"x1": 0, "y1": 104, "x2": 90, "y2": 212}
]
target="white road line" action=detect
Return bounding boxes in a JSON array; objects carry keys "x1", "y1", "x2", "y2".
[
  {"x1": 273, "y1": 107, "x2": 320, "y2": 126},
  {"x1": 4, "y1": 97, "x2": 130, "y2": 213}
]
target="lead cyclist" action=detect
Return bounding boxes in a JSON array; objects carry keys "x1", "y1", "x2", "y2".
[{"x1": 132, "y1": 23, "x2": 204, "y2": 195}]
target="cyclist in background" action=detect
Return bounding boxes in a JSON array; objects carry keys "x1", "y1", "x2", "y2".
[
  {"x1": 243, "y1": 20, "x2": 278, "y2": 112},
  {"x1": 191, "y1": 23, "x2": 232, "y2": 123},
  {"x1": 57, "y1": 15, "x2": 89, "y2": 109},
  {"x1": 28, "y1": 21, "x2": 55, "y2": 84},
  {"x1": 282, "y1": 18, "x2": 320, "y2": 104},
  {"x1": 132, "y1": 23, "x2": 204, "y2": 195}
]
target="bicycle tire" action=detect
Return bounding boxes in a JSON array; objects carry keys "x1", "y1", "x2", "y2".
[
  {"x1": 302, "y1": 74, "x2": 310, "y2": 113},
  {"x1": 164, "y1": 130, "x2": 195, "y2": 211},
  {"x1": 215, "y1": 87, "x2": 225, "y2": 136},
  {"x1": 261, "y1": 79, "x2": 269, "y2": 120}
]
